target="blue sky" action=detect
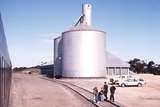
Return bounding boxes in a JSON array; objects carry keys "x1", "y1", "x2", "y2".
[{"x1": 0, "y1": 0, "x2": 160, "y2": 67}]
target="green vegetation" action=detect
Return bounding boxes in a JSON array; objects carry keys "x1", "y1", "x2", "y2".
[{"x1": 128, "y1": 58, "x2": 160, "y2": 75}]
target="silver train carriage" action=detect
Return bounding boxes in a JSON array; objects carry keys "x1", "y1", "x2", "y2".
[{"x1": 0, "y1": 14, "x2": 12, "y2": 107}]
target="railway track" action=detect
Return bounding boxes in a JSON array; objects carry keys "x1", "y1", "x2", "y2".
[
  {"x1": 41, "y1": 77, "x2": 98, "y2": 107},
  {"x1": 55, "y1": 81, "x2": 98, "y2": 107},
  {"x1": 41, "y1": 77, "x2": 120, "y2": 107}
]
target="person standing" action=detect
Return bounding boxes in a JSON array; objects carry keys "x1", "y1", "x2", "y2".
[
  {"x1": 110, "y1": 85, "x2": 116, "y2": 102},
  {"x1": 103, "y1": 82, "x2": 108, "y2": 101},
  {"x1": 93, "y1": 87, "x2": 98, "y2": 103},
  {"x1": 99, "y1": 87, "x2": 105, "y2": 101}
]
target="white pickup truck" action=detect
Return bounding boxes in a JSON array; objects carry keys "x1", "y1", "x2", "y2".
[
  {"x1": 109, "y1": 75, "x2": 134, "y2": 85},
  {"x1": 116, "y1": 78, "x2": 146, "y2": 87}
]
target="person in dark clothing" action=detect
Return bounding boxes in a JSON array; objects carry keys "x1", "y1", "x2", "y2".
[
  {"x1": 103, "y1": 82, "x2": 108, "y2": 100},
  {"x1": 98, "y1": 87, "x2": 104, "y2": 101},
  {"x1": 110, "y1": 85, "x2": 116, "y2": 102}
]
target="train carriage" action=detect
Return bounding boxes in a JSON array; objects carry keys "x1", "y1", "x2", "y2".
[{"x1": 0, "y1": 14, "x2": 12, "y2": 107}]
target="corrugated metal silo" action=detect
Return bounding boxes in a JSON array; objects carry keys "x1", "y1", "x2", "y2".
[
  {"x1": 54, "y1": 36, "x2": 62, "y2": 77},
  {"x1": 62, "y1": 26, "x2": 106, "y2": 77},
  {"x1": 61, "y1": 4, "x2": 106, "y2": 77},
  {"x1": 53, "y1": 3, "x2": 132, "y2": 78}
]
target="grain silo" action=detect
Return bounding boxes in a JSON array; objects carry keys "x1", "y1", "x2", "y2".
[
  {"x1": 54, "y1": 36, "x2": 62, "y2": 78},
  {"x1": 61, "y1": 4, "x2": 106, "y2": 77},
  {"x1": 53, "y1": 3, "x2": 131, "y2": 78}
]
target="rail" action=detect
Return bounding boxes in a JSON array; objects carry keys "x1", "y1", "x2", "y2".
[{"x1": 41, "y1": 77, "x2": 121, "y2": 107}]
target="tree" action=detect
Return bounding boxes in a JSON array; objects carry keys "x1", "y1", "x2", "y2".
[
  {"x1": 128, "y1": 58, "x2": 145, "y2": 73},
  {"x1": 128, "y1": 59, "x2": 160, "y2": 75},
  {"x1": 147, "y1": 61, "x2": 155, "y2": 73}
]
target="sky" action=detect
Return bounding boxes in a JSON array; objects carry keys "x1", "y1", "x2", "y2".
[{"x1": 0, "y1": 0, "x2": 160, "y2": 67}]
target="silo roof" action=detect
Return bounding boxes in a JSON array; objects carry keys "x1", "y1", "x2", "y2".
[
  {"x1": 63, "y1": 24, "x2": 106, "y2": 34},
  {"x1": 106, "y1": 52, "x2": 130, "y2": 67}
]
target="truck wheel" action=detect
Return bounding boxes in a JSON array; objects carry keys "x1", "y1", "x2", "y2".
[
  {"x1": 121, "y1": 83, "x2": 125, "y2": 87},
  {"x1": 138, "y1": 83, "x2": 142, "y2": 87}
]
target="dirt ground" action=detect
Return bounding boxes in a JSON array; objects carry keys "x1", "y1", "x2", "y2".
[
  {"x1": 61, "y1": 74, "x2": 160, "y2": 107},
  {"x1": 10, "y1": 73, "x2": 160, "y2": 107},
  {"x1": 10, "y1": 73, "x2": 95, "y2": 107}
]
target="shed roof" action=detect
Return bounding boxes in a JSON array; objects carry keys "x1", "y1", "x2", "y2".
[{"x1": 106, "y1": 52, "x2": 130, "y2": 67}]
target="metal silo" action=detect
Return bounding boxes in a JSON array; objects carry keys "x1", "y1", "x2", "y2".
[
  {"x1": 54, "y1": 36, "x2": 62, "y2": 77},
  {"x1": 61, "y1": 4, "x2": 106, "y2": 77}
]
